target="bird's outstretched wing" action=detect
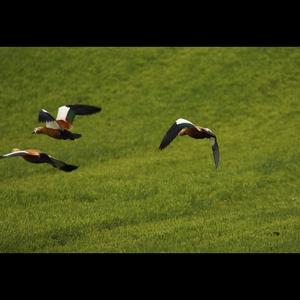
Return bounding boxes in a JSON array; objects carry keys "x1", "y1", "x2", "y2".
[
  {"x1": 56, "y1": 104, "x2": 101, "y2": 125},
  {"x1": 210, "y1": 137, "x2": 220, "y2": 168},
  {"x1": 159, "y1": 118, "x2": 195, "y2": 150},
  {"x1": 38, "y1": 109, "x2": 55, "y2": 122},
  {"x1": 0, "y1": 150, "x2": 28, "y2": 159},
  {"x1": 66, "y1": 104, "x2": 101, "y2": 115},
  {"x1": 38, "y1": 109, "x2": 61, "y2": 130},
  {"x1": 40, "y1": 153, "x2": 78, "y2": 172}
]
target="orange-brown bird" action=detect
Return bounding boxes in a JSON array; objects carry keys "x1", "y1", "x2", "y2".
[
  {"x1": 0, "y1": 148, "x2": 78, "y2": 172},
  {"x1": 32, "y1": 104, "x2": 101, "y2": 140},
  {"x1": 159, "y1": 118, "x2": 220, "y2": 168}
]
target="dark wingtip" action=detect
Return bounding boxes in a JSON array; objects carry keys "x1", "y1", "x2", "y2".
[
  {"x1": 66, "y1": 104, "x2": 101, "y2": 115},
  {"x1": 159, "y1": 143, "x2": 164, "y2": 150},
  {"x1": 60, "y1": 165, "x2": 79, "y2": 172}
]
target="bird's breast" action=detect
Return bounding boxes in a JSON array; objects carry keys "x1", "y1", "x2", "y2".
[
  {"x1": 39, "y1": 127, "x2": 62, "y2": 139},
  {"x1": 186, "y1": 127, "x2": 207, "y2": 139}
]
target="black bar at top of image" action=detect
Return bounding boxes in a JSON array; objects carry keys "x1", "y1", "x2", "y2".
[{"x1": 1, "y1": 18, "x2": 300, "y2": 46}]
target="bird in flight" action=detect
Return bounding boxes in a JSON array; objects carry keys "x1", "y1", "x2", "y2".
[
  {"x1": 159, "y1": 118, "x2": 220, "y2": 168},
  {"x1": 0, "y1": 148, "x2": 78, "y2": 172},
  {"x1": 32, "y1": 104, "x2": 101, "y2": 140}
]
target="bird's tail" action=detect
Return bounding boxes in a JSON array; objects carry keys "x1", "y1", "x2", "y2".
[
  {"x1": 70, "y1": 133, "x2": 82, "y2": 140},
  {"x1": 61, "y1": 130, "x2": 82, "y2": 140}
]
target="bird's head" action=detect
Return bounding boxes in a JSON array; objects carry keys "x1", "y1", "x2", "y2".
[{"x1": 32, "y1": 127, "x2": 41, "y2": 134}]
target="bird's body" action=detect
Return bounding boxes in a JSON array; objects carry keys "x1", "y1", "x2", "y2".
[
  {"x1": 179, "y1": 126, "x2": 213, "y2": 139},
  {"x1": 33, "y1": 104, "x2": 101, "y2": 140},
  {"x1": 0, "y1": 148, "x2": 78, "y2": 172},
  {"x1": 22, "y1": 149, "x2": 44, "y2": 163},
  {"x1": 34, "y1": 127, "x2": 62, "y2": 139},
  {"x1": 34, "y1": 127, "x2": 81, "y2": 140},
  {"x1": 159, "y1": 118, "x2": 220, "y2": 168}
]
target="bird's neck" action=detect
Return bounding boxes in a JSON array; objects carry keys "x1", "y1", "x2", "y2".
[{"x1": 34, "y1": 127, "x2": 47, "y2": 134}]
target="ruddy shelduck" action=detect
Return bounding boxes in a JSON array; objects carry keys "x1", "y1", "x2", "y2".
[
  {"x1": 159, "y1": 118, "x2": 220, "y2": 168},
  {"x1": 32, "y1": 104, "x2": 101, "y2": 140},
  {"x1": 0, "y1": 148, "x2": 78, "y2": 172}
]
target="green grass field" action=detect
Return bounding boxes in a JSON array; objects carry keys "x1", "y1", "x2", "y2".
[{"x1": 0, "y1": 47, "x2": 299, "y2": 252}]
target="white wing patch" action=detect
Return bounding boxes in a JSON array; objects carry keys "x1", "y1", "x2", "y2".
[
  {"x1": 56, "y1": 106, "x2": 71, "y2": 121},
  {"x1": 2, "y1": 151, "x2": 28, "y2": 158},
  {"x1": 176, "y1": 118, "x2": 194, "y2": 126},
  {"x1": 204, "y1": 128, "x2": 214, "y2": 135},
  {"x1": 210, "y1": 137, "x2": 216, "y2": 146},
  {"x1": 46, "y1": 121, "x2": 61, "y2": 129}
]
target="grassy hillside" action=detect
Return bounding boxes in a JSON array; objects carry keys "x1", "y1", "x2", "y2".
[{"x1": 0, "y1": 47, "x2": 299, "y2": 252}]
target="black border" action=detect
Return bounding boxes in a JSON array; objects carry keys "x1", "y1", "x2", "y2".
[
  {"x1": 1, "y1": 9, "x2": 299, "y2": 47},
  {"x1": 1, "y1": 8, "x2": 299, "y2": 286},
  {"x1": 1, "y1": 28, "x2": 299, "y2": 46},
  {"x1": 1, "y1": 253, "x2": 298, "y2": 290}
]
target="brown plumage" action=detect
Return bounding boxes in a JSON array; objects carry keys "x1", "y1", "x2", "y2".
[
  {"x1": 33, "y1": 127, "x2": 79, "y2": 140},
  {"x1": 34, "y1": 127, "x2": 62, "y2": 139},
  {"x1": 159, "y1": 118, "x2": 220, "y2": 168},
  {"x1": 0, "y1": 149, "x2": 78, "y2": 172},
  {"x1": 179, "y1": 126, "x2": 213, "y2": 139}
]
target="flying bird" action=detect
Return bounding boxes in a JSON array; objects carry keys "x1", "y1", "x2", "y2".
[
  {"x1": 0, "y1": 148, "x2": 78, "y2": 172},
  {"x1": 159, "y1": 118, "x2": 220, "y2": 168},
  {"x1": 32, "y1": 104, "x2": 101, "y2": 140}
]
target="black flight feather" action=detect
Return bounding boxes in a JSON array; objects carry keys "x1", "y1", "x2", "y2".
[
  {"x1": 66, "y1": 104, "x2": 101, "y2": 115},
  {"x1": 159, "y1": 122, "x2": 181, "y2": 150},
  {"x1": 38, "y1": 109, "x2": 55, "y2": 123}
]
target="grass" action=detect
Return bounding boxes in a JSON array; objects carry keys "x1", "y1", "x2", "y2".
[{"x1": 0, "y1": 47, "x2": 299, "y2": 252}]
